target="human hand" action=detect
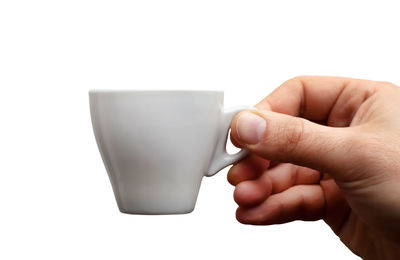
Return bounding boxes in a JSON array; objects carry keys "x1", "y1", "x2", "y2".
[{"x1": 228, "y1": 76, "x2": 400, "y2": 260}]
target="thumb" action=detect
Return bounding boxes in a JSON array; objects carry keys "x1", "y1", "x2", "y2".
[{"x1": 231, "y1": 110, "x2": 357, "y2": 177}]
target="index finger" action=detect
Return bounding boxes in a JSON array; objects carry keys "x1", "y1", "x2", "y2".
[{"x1": 257, "y1": 76, "x2": 377, "y2": 126}]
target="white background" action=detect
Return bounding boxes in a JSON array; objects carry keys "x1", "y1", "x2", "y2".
[{"x1": 1, "y1": 0, "x2": 399, "y2": 259}]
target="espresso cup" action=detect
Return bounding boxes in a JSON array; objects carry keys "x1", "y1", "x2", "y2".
[{"x1": 89, "y1": 90, "x2": 253, "y2": 214}]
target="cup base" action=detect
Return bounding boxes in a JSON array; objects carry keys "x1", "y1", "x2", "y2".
[{"x1": 118, "y1": 207, "x2": 195, "y2": 215}]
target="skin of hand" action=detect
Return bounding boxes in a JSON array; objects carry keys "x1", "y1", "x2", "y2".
[{"x1": 228, "y1": 76, "x2": 400, "y2": 260}]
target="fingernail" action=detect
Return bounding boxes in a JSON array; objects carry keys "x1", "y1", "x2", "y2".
[{"x1": 236, "y1": 113, "x2": 266, "y2": 144}]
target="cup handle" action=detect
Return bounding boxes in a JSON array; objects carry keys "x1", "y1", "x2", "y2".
[{"x1": 206, "y1": 106, "x2": 256, "y2": 177}]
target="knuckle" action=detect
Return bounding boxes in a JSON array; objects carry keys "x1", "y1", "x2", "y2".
[
  {"x1": 348, "y1": 132, "x2": 380, "y2": 160},
  {"x1": 376, "y1": 80, "x2": 397, "y2": 89},
  {"x1": 283, "y1": 76, "x2": 306, "y2": 89},
  {"x1": 275, "y1": 117, "x2": 305, "y2": 153},
  {"x1": 342, "y1": 131, "x2": 389, "y2": 177},
  {"x1": 289, "y1": 75, "x2": 308, "y2": 82}
]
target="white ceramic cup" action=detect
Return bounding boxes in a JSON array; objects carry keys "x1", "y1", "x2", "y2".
[{"x1": 89, "y1": 90, "x2": 253, "y2": 214}]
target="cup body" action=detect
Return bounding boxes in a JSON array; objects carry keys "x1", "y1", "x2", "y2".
[{"x1": 90, "y1": 91, "x2": 224, "y2": 214}]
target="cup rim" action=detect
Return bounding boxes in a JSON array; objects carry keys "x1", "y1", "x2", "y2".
[{"x1": 89, "y1": 89, "x2": 224, "y2": 94}]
